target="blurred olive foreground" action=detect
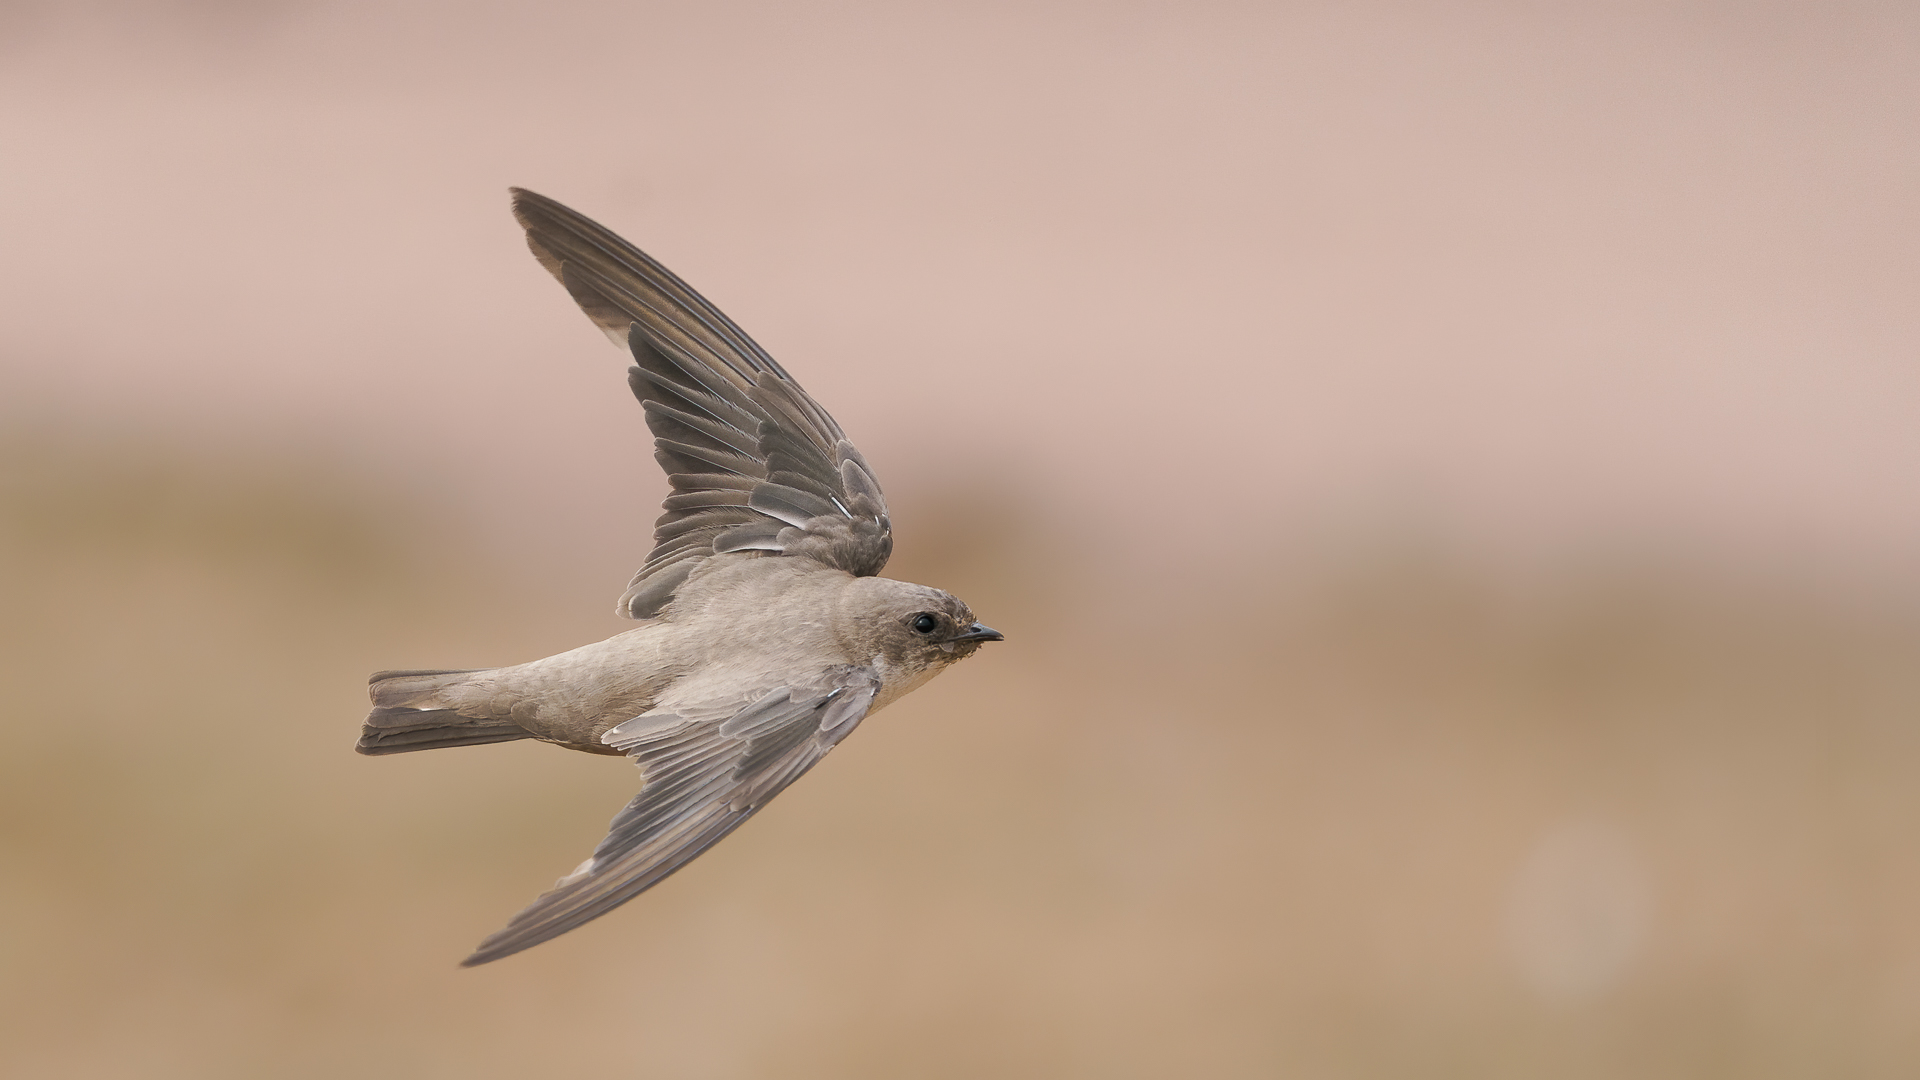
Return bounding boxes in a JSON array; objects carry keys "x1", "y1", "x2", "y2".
[{"x1": 4, "y1": 435, "x2": 1919, "y2": 1079}]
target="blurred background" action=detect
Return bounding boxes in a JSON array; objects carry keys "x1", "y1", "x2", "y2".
[{"x1": 3, "y1": 0, "x2": 1918, "y2": 1075}]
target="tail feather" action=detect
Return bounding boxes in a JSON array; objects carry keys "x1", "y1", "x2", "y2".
[
  {"x1": 358, "y1": 707, "x2": 531, "y2": 755},
  {"x1": 358, "y1": 667, "x2": 531, "y2": 756}
]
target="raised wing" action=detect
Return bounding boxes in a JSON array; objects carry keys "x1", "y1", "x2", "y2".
[
  {"x1": 460, "y1": 669, "x2": 881, "y2": 966},
  {"x1": 510, "y1": 189, "x2": 892, "y2": 619}
]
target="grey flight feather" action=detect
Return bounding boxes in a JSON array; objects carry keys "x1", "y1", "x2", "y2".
[
  {"x1": 509, "y1": 188, "x2": 893, "y2": 618},
  {"x1": 460, "y1": 669, "x2": 882, "y2": 967}
]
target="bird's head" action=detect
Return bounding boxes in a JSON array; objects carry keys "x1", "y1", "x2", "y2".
[{"x1": 841, "y1": 578, "x2": 1004, "y2": 682}]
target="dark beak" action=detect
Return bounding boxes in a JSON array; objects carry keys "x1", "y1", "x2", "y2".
[{"x1": 953, "y1": 622, "x2": 1005, "y2": 643}]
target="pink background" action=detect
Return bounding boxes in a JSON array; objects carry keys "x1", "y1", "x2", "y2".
[{"x1": 3, "y1": 2, "x2": 1918, "y2": 1075}]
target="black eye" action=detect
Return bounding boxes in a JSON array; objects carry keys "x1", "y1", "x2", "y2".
[{"x1": 911, "y1": 613, "x2": 939, "y2": 634}]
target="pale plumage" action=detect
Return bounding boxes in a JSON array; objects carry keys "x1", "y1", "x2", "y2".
[{"x1": 358, "y1": 191, "x2": 1001, "y2": 966}]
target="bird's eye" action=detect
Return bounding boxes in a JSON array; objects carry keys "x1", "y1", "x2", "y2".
[{"x1": 911, "y1": 613, "x2": 939, "y2": 634}]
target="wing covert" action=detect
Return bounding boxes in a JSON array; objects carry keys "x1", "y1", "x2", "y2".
[{"x1": 510, "y1": 188, "x2": 892, "y2": 618}]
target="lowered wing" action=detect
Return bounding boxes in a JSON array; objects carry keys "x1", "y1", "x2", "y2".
[{"x1": 461, "y1": 668, "x2": 881, "y2": 966}]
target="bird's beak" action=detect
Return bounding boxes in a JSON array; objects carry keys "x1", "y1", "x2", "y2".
[{"x1": 952, "y1": 622, "x2": 1005, "y2": 643}]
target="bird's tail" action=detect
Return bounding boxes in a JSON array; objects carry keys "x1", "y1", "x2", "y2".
[{"x1": 356, "y1": 668, "x2": 531, "y2": 756}]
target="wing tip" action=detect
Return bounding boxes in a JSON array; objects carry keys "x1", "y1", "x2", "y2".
[
  {"x1": 459, "y1": 925, "x2": 541, "y2": 968},
  {"x1": 507, "y1": 185, "x2": 547, "y2": 222},
  {"x1": 459, "y1": 938, "x2": 505, "y2": 967}
]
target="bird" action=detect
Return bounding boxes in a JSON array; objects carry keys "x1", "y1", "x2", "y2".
[{"x1": 357, "y1": 189, "x2": 1003, "y2": 967}]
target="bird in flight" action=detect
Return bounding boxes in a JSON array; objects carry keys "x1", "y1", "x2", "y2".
[{"x1": 358, "y1": 189, "x2": 1003, "y2": 966}]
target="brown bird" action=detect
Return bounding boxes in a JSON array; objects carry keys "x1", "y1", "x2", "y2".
[{"x1": 358, "y1": 189, "x2": 1002, "y2": 966}]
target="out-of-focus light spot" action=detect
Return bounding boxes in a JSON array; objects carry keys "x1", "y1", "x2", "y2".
[{"x1": 1503, "y1": 817, "x2": 1652, "y2": 1001}]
